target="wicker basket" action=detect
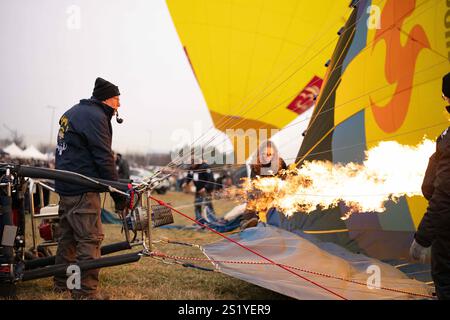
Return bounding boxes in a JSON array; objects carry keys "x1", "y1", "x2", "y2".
[{"x1": 151, "y1": 204, "x2": 174, "y2": 227}]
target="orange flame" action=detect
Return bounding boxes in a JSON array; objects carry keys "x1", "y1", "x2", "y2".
[{"x1": 239, "y1": 139, "x2": 435, "y2": 219}]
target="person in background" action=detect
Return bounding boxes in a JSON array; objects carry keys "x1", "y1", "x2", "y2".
[
  {"x1": 215, "y1": 171, "x2": 233, "y2": 191},
  {"x1": 175, "y1": 170, "x2": 186, "y2": 192},
  {"x1": 410, "y1": 72, "x2": 450, "y2": 300},
  {"x1": 115, "y1": 152, "x2": 130, "y2": 180},
  {"x1": 241, "y1": 141, "x2": 287, "y2": 230},
  {"x1": 182, "y1": 158, "x2": 215, "y2": 224},
  {"x1": 249, "y1": 141, "x2": 287, "y2": 179}
]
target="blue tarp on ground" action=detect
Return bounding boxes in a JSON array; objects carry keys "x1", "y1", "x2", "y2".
[
  {"x1": 203, "y1": 224, "x2": 433, "y2": 300},
  {"x1": 160, "y1": 206, "x2": 241, "y2": 233},
  {"x1": 101, "y1": 209, "x2": 122, "y2": 224}
]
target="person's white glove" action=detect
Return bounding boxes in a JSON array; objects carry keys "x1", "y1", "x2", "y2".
[{"x1": 409, "y1": 239, "x2": 431, "y2": 264}]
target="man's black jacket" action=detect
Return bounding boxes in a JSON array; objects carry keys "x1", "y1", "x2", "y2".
[
  {"x1": 415, "y1": 127, "x2": 450, "y2": 247},
  {"x1": 55, "y1": 98, "x2": 118, "y2": 196}
]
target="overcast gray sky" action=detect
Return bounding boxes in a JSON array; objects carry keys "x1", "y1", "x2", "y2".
[
  {"x1": 0, "y1": 0, "x2": 224, "y2": 154},
  {"x1": 0, "y1": 0, "x2": 306, "y2": 162}
]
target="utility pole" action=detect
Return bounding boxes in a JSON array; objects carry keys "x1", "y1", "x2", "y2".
[
  {"x1": 147, "y1": 130, "x2": 152, "y2": 167},
  {"x1": 46, "y1": 105, "x2": 57, "y2": 151}
]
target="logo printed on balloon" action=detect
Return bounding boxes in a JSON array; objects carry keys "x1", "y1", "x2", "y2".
[
  {"x1": 287, "y1": 76, "x2": 323, "y2": 115},
  {"x1": 370, "y1": 0, "x2": 430, "y2": 133}
]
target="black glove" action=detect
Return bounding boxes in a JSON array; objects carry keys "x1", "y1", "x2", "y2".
[{"x1": 111, "y1": 192, "x2": 128, "y2": 212}]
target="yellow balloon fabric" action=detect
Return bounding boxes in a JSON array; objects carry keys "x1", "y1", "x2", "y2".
[{"x1": 167, "y1": 0, "x2": 351, "y2": 158}]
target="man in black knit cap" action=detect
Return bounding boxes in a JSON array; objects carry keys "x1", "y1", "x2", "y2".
[
  {"x1": 410, "y1": 72, "x2": 450, "y2": 300},
  {"x1": 54, "y1": 77, "x2": 125, "y2": 299}
]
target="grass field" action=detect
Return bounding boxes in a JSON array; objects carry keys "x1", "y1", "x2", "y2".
[{"x1": 16, "y1": 191, "x2": 288, "y2": 300}]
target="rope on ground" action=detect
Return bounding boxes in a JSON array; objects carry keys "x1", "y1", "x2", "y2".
[
  {"x1": 150, "y1": 252, "x2": 216, "y2": 272},
  {"x1": 159, "y1": 230, "x2": 240, "y2": 244},
  {"x1": 159, "y1": 238, "x2": 202, "y2": 248}
]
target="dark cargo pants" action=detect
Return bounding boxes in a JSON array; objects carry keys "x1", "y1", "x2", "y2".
[
  {"x1": 432, "y1": 236, "x2": 450, "y2": 300},
  {"x1": 194, "y1": 193, "x2": 214, "y2": 221},
  {"x1": 53, "y1": 192, "x2": 104, "y2": 297}
]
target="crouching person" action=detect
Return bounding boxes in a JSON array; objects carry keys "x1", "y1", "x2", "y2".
[{"x1": 241, "y1": 141, "x2": 287, "y2": 230}]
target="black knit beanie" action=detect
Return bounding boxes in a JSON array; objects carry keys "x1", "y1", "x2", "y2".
[
  {"x1": 443, "y1": 72, "x2": 450, "y2": 98},
  {"x1": 92, "y1": 77, "x2": 120, "y2": 101}
]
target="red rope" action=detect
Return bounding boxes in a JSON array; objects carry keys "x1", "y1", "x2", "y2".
[
  {"x1": 150, "y1": 251, "x2": 433, "y2": 299},
  {"x1": 149, "y1": 196, "x2": 347, "y2": 300}
]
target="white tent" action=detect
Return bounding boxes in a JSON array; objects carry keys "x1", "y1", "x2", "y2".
[
  {"x1": 3, "y1": 143, "x2": 24, "y2": 158},
  {"x1": 45, "y1": 152, "x2": 54, "y2": 159},
  {"x1": 21, "y1": 145, "x2": 47, "y2": 160}
]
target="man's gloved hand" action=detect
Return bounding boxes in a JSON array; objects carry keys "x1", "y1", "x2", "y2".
[
  {"x1": 409, "y1": 239, "x2": 431, "y2": 264},
  {"x1": 111, "y1": 192, "x2": 128, "y2": 212}
]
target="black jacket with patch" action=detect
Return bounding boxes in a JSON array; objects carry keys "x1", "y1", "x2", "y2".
[{"x1": 55, "y1": 98, "x2": 118, "y2": 196}]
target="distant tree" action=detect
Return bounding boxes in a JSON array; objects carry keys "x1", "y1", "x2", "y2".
[
  {"x1": 2, "y1": 124, "x2": 25, "y2": 148},
  {"x1": 38, "y1": 143, "x2": 54, "y2": 154},
  {"x1": 169, "y1": 144, "x2": 230, "y2": 167}
]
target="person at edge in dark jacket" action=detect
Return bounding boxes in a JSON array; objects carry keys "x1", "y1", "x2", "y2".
[
  {"x1": 182, "y1": 156, "x2": 215, "y2": 224},
  {"x1": 53, "y1": 77, "x2": 126, "y2": 300},
  {"x1": 410, "y1": 72, "x2": 450, "y2": 300}
]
